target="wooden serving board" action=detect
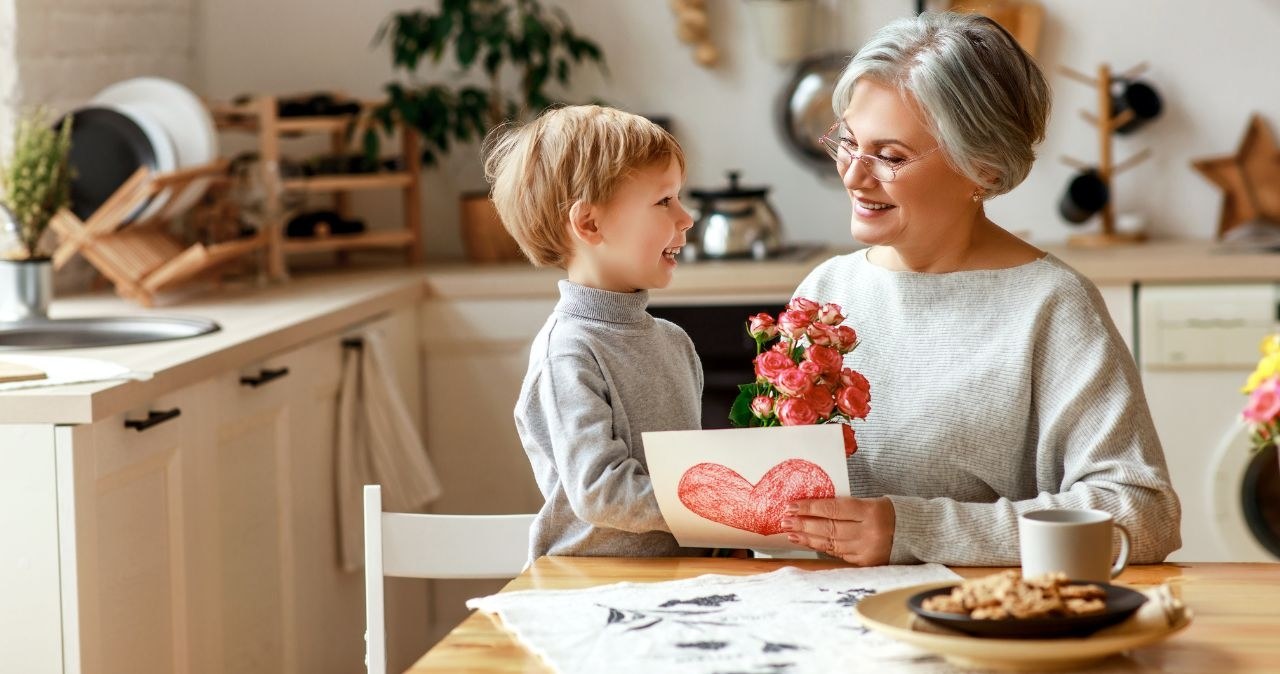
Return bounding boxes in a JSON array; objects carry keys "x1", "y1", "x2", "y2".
[{"x1": 0, "y1": 360, "x2": 47, "y2": 384}]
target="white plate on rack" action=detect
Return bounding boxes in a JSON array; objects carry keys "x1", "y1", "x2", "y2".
[
  {"x1": 92, "y1": 77, "x2": 220, "y2": 219},
  {"x1": 108, "y1": 103, "x2": 176, "y2": 222}
]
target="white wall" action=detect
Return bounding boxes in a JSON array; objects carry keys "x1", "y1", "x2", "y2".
[
  {"x1": 2, "y1": 0, "x2": 197, "y2": 148},
  {"x1": 151, "y1": 0, "x2": 1280, "y2": 256}
]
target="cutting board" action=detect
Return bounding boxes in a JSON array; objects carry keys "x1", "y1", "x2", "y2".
[{"x1": 0, "y1": 360, "x2": 48, "y2": 384}]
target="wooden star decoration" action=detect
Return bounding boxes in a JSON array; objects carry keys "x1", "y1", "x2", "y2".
[{"x1": 1192, "y1": 114, "x2": 1280, "y2": 238}]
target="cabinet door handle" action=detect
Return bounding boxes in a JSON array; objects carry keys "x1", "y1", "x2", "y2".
[
  {"x1": 240, "y1": 367, "x2": 290, "y2": 388},
  {"x1": 124, "y1": 408, "x2": 182, "y2": 432}
]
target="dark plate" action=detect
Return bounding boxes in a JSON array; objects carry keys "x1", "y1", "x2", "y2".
[
  {"x1": 57, "y1": 107, "x2": 157, "y2": 222},
  {"x1": 907, "y1": 581, "x2": 1147, "y2": 639}
]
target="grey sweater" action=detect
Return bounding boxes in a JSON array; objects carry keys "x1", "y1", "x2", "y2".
[
  {"x1": 794, "y1": 249, "x2": 1182, "y2": 566},
  {"x1": 516, "y1": 280, "x2": 707, "y2": 560}
]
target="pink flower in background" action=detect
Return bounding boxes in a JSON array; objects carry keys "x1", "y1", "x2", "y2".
[
  {"x1": 839, "y1": 367, "x2": 869, "y2": 391},
  {"x1": 817, "y1": 303, "x2": 845, "y2": 326},
  {"x1": 775, "y1": 368, "x2": 815, "y2": 397},
  {"x1": 754, "y1": 349, "x2": 794, "y2": 382},
  {"x1": 1243, "y1": 377, "x2": 1280, "y2": 424},
  {"x1": 778, "y1": 310, "x2": 811, "y2": 341},
  {"x1": 787, "y1": 298, "x2": 820, "y2": 321},
  {"x1": 751, "y1": 395, "x2": 774, "y2": 420},
  {"x1": 805, "y1": 344, "x2": 844, "y2": 377},
  {"x1": 805, "y1": 387, "x2": 837, "y2": 418},
  {"x1": 806, "y1": 321, "x2": 838, "y2": 348},
  {"x1": 834, "y1": 325, "x2": 859, "y2": 352},
  {"x1": 748, "y1": 313, "x2": 779, "y2": 341},
  {"x1": 837, "y1": 384, "x2": 871, "y2": 419},
  {"x1": 777, "y1": 397, "x2": 819, "y2": 426},
  {"x1": 731, "y1": 298, "x2": 871, "y2": 455}
]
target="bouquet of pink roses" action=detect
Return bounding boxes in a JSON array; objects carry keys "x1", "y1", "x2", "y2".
[
  {"x1": 729, "y1": 297, "x2": 870, "y2": 456},
  {"x1": 1242, "y1": 333, "x2": 1280, "y2": 453}
]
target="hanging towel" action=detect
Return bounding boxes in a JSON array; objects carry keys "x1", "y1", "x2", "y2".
[{"x1": 336, "y1": 328, "x2": 443, "y2": 572}]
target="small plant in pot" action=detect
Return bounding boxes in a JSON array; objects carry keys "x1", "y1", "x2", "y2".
[
  {"x1": 0, "y1": 108, "x2": 73, "y2": 321},
  {"x1": 372, "y1": 0, "x2": 606, "y2": 263}
]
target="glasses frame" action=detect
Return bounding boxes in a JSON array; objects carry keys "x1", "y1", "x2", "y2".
[{"x1": 817, "y1": 121, "x2": 940, "y2": 182}]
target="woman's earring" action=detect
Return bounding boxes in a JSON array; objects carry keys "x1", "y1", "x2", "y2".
[{"x1": 971, "y1": 188, "x2": 985, "y2": 203}]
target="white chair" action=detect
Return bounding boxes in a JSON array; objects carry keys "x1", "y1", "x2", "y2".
[{"x1": 363, "y1": 484, "x2": 535, "y2": 674}]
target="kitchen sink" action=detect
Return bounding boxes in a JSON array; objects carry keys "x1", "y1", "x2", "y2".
[{"x1": 0, "y1": 316, "x2": 220, "y2": 351}]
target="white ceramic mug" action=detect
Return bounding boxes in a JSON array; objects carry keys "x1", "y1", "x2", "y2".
[{"x1": 1018, "y1": 509, "x2": 1131, "y2": 583}]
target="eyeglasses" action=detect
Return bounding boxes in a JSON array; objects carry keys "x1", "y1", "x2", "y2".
[{"x1": 817, "y1": 121, "x2": 939, "y2": 182}]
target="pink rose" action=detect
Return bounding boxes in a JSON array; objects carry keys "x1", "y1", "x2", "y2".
[
  {"x1": 836, "y1": 383, "x2": 871, "y2": 419},
  {"x1": 817, "y1": 303, "x2": 845, "y2": 326},
  {"x1": 839, "y1": 367, "x2": 869, "y2": 391},
  {"x1": 804, "y1": 387, "x2": 837, "y2": 419},
  {"x1": 751, "y1": 395, "x2": 774, "y2": 419},
  {"x1": 806, "y1": 322, "x2": 838, "y2": 347},
  {"x1": 805, "y1": 344, "x2": 844, "y2": 376},
  {"x1": 1243, "y1": 376, "x2": 1280, "y2": 424},
  {"x1": 754, "y1": 349, "x2": 794, "y2": 382},
  {"x1": 747, "y1": 313, "x2": 778, "y2": 341},
  {"x1": 777, "y1": 397, "x2": 819, "y2": 426},
  {"x1": 778, "y1": 310, "x2": 812, "y2": 341},
  {"x1": 799, "y1": 360, "x2": 823, "y2": 379},
  {"x1": 787, "y1": 297, "x2": 820, "y2": 321},
  {"x1": 833, "y1": 326, "x2": 859, "y2": 353},
  {"x1": 842, "y1": 424, "x2": 858, "y2": 457},
  {"x1": 774, "y1": 368, "x2": 815, "y2": 397}
]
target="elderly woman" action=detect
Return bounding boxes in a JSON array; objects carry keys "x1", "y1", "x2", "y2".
[{"x1": 779, "y1": 11, "x2": 1181, "y2": 566}]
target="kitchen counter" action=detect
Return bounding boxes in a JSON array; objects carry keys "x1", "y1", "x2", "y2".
[
  {"x1": 421, "y1": 239, "x2": 1280, "y2": 302},
  {"x1": 2, "y1": 238, "x2": 1274, "y2": 424},
  {"x1": 0, "y1": 268, "x2": 425, "y2": 424}
]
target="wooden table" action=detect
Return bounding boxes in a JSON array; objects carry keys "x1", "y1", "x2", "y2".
[{"x1": 408, "y1": 557, "x2": 1280, "y2": 673}]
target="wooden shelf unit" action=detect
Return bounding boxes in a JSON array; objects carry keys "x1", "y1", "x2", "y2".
[{"x1": 211, "y1": 94, "x2": 423, "y2": 279}]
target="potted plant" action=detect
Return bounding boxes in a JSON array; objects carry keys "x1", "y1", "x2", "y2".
[
  {"x1": 0, "y1": 108, "x2": 73, "y2": 321},
  {"x1": 372, "y1": 0, "x2": 607, "y2": 262}
]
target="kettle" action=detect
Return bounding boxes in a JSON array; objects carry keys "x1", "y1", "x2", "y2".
[{"x1": 687, "y1": 171, "x2": 784, "y2": 260}]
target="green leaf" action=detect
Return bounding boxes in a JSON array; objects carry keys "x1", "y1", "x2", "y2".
[{"x1": 729, "y1": 387, "x2": 758, "y2": 428}]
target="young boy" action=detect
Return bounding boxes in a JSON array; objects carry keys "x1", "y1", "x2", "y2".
[{"x1": 484, "y1": 105, "x2": 706, "y2": 560}]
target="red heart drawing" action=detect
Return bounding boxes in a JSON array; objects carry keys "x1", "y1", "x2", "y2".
[{"x1": 677, "y1": 459, "x2": 835, "y2": 535}]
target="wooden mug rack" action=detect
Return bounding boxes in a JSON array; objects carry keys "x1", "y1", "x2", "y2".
[{"x1": 1060, "y1": 62, "x2": 1153, "y2": 248}]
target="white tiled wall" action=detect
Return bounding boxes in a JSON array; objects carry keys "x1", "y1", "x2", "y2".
[{"x1": 0, "y1": 0, "x2": 197, "y2": 156}]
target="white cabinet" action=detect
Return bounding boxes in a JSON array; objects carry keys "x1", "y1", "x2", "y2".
[
  {"x1": 418, "y1": 298, "x2": 551, "y2": 645},
  {"x1": 54, "y1": 382, "x2": 212, "y2": 674},
  {"x1": 5, "y1": 302, "x2": 429, "y2": 674}
]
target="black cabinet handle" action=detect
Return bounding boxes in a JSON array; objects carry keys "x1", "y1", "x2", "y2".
[
  {"x1": 240, "y1": 367, "x2": 290, "y2": 388},
  {"x1": 124, "y1": 408, "x2": 181, "y2": 432}
]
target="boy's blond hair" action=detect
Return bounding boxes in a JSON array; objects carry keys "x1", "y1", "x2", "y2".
[{"x1": 483, "y1": 105, "x2": 685, "y2": 268}]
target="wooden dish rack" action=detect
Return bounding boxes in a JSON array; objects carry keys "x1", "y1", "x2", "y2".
[
  {"x1": 210, "y1": 95, "x2": 423, "y2": 279},
  {"x1": 49, "y1": 159, "x2": 266, "y2": 307}
]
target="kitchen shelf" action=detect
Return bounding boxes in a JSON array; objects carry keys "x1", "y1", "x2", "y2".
[
  {"x1": 213, "y1": 94, "x2": 423, "y2": 279},
  {"x1": 282, "y1": 229, "x2": 415, "y2": 254},
  {"x1": 282, "y1": 171, "x2": 413, "y2": 192}
]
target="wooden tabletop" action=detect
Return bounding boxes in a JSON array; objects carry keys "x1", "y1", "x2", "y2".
[{"x1": 408, "y1": 557, "x2": 1280, "y2": 673}]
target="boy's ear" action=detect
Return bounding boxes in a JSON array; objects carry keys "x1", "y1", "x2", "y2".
[{"x1": 568, "y1": 200, "x2": 603, "y2": 246}]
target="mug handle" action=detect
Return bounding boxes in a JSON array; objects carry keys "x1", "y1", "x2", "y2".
[{"x1": 1110, "y1": 523, "x2": 1132, "y2": 579}]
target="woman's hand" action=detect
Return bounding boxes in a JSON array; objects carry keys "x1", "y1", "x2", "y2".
[{"x1": 780, "y1": 496, "x2": 896, "y2": 566}]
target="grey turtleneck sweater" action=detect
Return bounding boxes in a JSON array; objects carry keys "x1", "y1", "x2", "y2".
[
  {"x1": 794, "y1": 249, "x2": 1182, "y2": 566},
  {"x1": 516, "y1": 280, "x2": 707, "y2": 561}
]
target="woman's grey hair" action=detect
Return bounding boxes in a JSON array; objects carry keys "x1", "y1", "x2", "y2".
[{"x1": 832, "y1": 11, "x2": 1051, "y2": 197}]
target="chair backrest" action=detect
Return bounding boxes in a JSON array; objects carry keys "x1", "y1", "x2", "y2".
[{"x1": 363, "y1": 484, "x2": 534, "y2": 674}]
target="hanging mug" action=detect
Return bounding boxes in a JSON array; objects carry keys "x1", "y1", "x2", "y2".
[
  {"x1": 1059, "y1": 169, "x2": 1110, "y2": 224},
  {"x1": 1110, "y1": 79, "x2": 1162, "y2": 135}
]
